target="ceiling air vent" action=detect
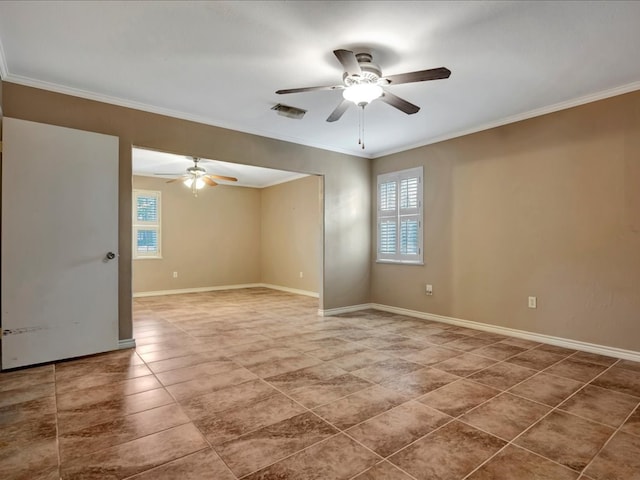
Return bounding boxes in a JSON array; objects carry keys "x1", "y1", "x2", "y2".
[{"x1": 271, "y1": 103, "x2": 307, "y2": 119}]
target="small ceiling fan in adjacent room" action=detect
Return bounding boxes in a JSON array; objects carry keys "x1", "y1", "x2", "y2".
[
  {"x1": 154, "y1": 156, "x2": 238, "y2": 196},
  {"x1": 276, "y1": 48, "x2": 451, "y2": 149}
]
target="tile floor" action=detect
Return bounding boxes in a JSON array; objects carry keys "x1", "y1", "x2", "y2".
[{"x1": 2, "y1": 287, "x2": 640, "y2": 479}]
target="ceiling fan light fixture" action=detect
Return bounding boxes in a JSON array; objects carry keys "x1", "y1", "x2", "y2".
[
  {"x1": 343, "y1": 83, "x2": 383, "y2": 106},
  {"x1": 183, "y1": 176, "x2": 206, "y2": 190}
]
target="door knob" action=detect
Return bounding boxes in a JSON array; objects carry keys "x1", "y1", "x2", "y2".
[{"x1": 106, "y1": 252, "x2": 116, "y2": 260}]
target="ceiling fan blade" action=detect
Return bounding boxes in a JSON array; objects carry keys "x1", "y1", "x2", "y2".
[
  {"x1": 166, "y1": 175, "x2": 188, "y2": 184},
  {"x1": 333, "y1": 49, "x2": 362, "y2": 76},
  {"x1": 203, "y1": 176, "x2": 218, "y2": 187},
  {"x1": 380, "y1": 91, "x2": 420, "y2": 115},
  {"x1": 207, "y1": 174, "x2": 237, "y2": 182},
  {"x1": 326, "y1": 99, "x2": 351, "y2": 122},
  {"x1": 383, "y1": 67, "x2": 451, "y2": 85},
  {"x1": 276, "y1": 85, "x2": 343, "y2": 95}
]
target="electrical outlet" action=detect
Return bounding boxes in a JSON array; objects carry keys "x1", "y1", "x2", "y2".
[
  {"x1": 528, "y1": 296, "x2": 537, "y2": 308},
  {"x1": 299, "y1": 271, "x2": 304, "y2": 278},
  {"x1": 173, "y1": 271, "x2": 178, "y2": 278},
  {"x1": 425, "y1": 284, "x2": 433, "y2": 296}
]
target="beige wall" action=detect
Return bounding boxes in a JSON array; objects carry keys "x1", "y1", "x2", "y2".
[
  {"x1": 132, "y1": 174, "x2": 321, "y2": 295},
  {"x1": 2, "y1": 82, "x2": 371, "y2": 340},
  {"x1": 260, "y1": 175, "x2": 322, "y2": 293},
  {"x1": 132, "y1": 175, "x2": 261, "y2": 293},
  {"x1": 372, "y1": 91, "x2": 640, "y2": 351}
]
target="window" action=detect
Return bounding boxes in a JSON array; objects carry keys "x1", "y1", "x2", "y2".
[
  {"x1": 133, "y1": 189, "x2": 161, "y2": 259},
  {"x1": 377, "y1": 166, "x2": 423, "y2": 264}
]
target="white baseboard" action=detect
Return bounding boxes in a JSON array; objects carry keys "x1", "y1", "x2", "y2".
[
  {"x1": 133, "y1": 283, "x2": 263, "y2": 298},
  {"x1": 325, "y1": 302, "x2": 640, "y2": 362},
  {"x1": 260, "y1": 283, "x2": 319, "y2": 298},
  {"x1": 133, "y1": 283, "x2": 319, "y2": 299},
  {"x1": 319, "y1": 303, "x2": 374, "y2": 317},
  {"x1": 118, "y1": 338, "x2": 136, "y2": 349}
]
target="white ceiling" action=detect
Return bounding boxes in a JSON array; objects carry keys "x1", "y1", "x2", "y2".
[
  {"x1": 1, "y1": 1, "x2": 640, "y2": 159},
  {"x1": 132, "y1": 148, "x2": 308, "y2": 188}
]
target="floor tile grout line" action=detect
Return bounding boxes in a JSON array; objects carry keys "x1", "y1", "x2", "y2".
[
  {"x1": 223, "y1": 375, "x2": 416, "y2": 480},
  {"x1": 58, "y1": 390, "x2": 206, "y2": 468},
  {"x1": 193, "y1": 359, "x2": 419, "y2": 479},
  {"x1": 344, "y1": 456, "x2": 422, "y2": 480},
  {"x1": 58, "y1": 416, "x2": 199, "y2": 466},
  {"x1": 460, "y1": 439, "x2": 579, "y2": 480},
  {"x1": 232, "y1": 432, "x2": 365, "y2": 478},
  {"x1": 459, "y1": 366, "x2": 640, "y2": 432},
  {"x1": 615, "y1": 402, "x2": 640, "y2": 440},
  {"x1": 56, "y1": 368, "x2": 210, "y2": 473},
  {"x1": 569, "y1": 363, "x2": 640, "y2": 478},
  {"x1": 332, "y1": 393, "x2": 454, "y2": 434},
  {"x1": 457, "y1": 380, "x2": 593, "y2": 478},
  {"x1": 453, "y1": 404, "x2": 605, "y2": 478},
  {"x1": 371, "y1": 359, "x2": 548, "y2": 475},
  {"x1": 426, "y1": 346, "x2": 541, "y2": 386},
  {"x1": 376, "y1": 415, "x2": 459, "y2": 466},
  {"x1": 117, "y1": 446, "x2": 219, "y2": 480},
  {"x1": 190, "y1": 421, "x2": 241, "y2": 480},
  {"x1": 155, "y1": 351, "x2": 361, "y2": 478},
  {"x1": 267, "y1": 377, "x2": 374, "y2": 412},
  {"x1": 422, "y1": 354, "x2": 621, "y2": 478},
  {"x1": 56, "y1": 344, "x2": 230, "y2": 477},
  {"x1": 490, "y1": 359, "x2": 625, "y2": 476},
  {"x1": 550, "y1": 392, "x2": 640, "y2": 431}
]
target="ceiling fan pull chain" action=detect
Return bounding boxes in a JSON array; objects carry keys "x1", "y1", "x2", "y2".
[
  {"x1": 362, "y1": 105, "x2": 366, "y2": 150},
  {"x1": 358, "y1": 106, "x2": 362, "y2": 147}
]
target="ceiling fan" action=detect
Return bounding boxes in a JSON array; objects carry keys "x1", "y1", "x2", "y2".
[
  {"x1": 276, "y1": 49, "x2": 451, "y2": 123},
  {"x1": 154, "y1": 156, "x2": 238, "y2": 196}
]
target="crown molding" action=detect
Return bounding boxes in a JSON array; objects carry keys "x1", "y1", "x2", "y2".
[
  {"x1": 375, "y1": 80, "x2": 640, "y2": 159},
  {"x1": 2, "y1": 73, "x2": 371, "y2": 159},
  {"x1": 4, "y1": 72, "x2": 639, "y2": 161}
]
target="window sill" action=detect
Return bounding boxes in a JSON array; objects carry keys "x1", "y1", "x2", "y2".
[
  {"x1": 376, "y1": 260, "x2": 424, "y2": 266},
  {"x1": 134, "y1": 256, "x2": 163, "y2": 260}
]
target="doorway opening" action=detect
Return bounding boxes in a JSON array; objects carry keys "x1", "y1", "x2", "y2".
[{"x1": 131, "y1": 147, "x2": 324, "y2": 309}]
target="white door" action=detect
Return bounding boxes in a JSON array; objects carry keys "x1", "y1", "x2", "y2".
[{"x1": 2, "y1": 118, "x2": 119, "y2": 369}]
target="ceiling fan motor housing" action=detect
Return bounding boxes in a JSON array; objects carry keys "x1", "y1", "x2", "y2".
[
  {"x1": 343, "y1": 53, "x2": 382, "y2": 86},
  {"x1": 185, "y1": 156, "x2": 206, "y2": 175},
  {"x1": 187, "y1": 165, "x2": 206, "y2": 175}
]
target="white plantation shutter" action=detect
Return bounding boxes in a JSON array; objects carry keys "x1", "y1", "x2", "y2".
[
  {"x1": 379, "y1": 181, "x2": 397, "y2": 213},
  {"x1": 377, "y1": 167, "x2": 423, "y2": 263},
  {"x1": 400, "y1": 177, "x2": 419, "y2": 211},
  {"x1": 136, "y1": 194, "x2": 159, "y2": 223},
  {"x1": 133, "y1": 189, "x2": 162, "y2": 258},
  {"x1": 400, "y1": 218, "x2": 420, "y2": 254},
  {"x1": 379, "y1": 220, "x2": 397, "y2": 254}
]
